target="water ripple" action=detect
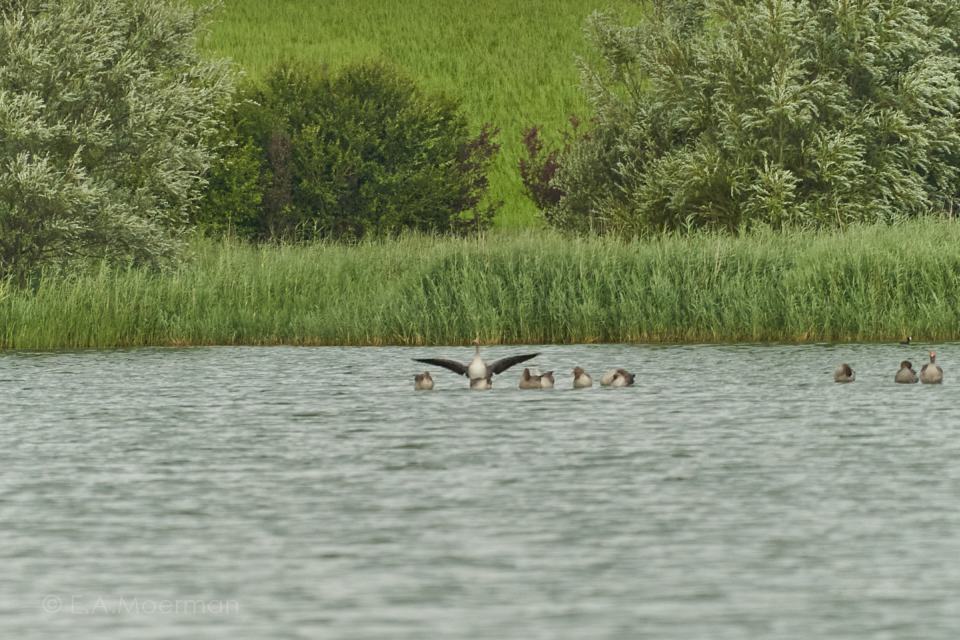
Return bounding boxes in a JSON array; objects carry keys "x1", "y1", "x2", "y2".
[{"x1": 2, "y1": 344, "x2": 960, "y2": 639}]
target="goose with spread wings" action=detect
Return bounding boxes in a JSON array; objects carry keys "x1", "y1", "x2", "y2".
[{"x1": 414, "y1": 339, "x2": 538, "y2": 387}]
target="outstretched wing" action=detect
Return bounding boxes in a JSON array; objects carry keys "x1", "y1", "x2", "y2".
[
  {"x1": 488, "y1": 353, "x2": 539, "y2": 375},
  {"x1": 413, "y1": 358, "x2": 469, "y2": 376}
]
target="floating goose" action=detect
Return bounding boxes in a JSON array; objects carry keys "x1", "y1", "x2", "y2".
[
  {"x1": 414, "y1": 339, "x2": 538, "y2": 387},
  {"x1": 601, "y1": 368, "x2": 635, "y2": 387},
  {"x1": 572, "y1": 367, "x2": 592, "y2": 389},
  {"x1": 609, "y1": 371, "x2": 634, "y2": 387},
  {"x1": 470, "y1": 373, "x2": 494, "y2": 390},
  {"x1": 833, "y1": 363, "x2": 855, "y2": 383},
  {"x1": 894, "y1": 361, "x2": 918, "y2": 384},
  {"x1": 920, "y1": 351, "x2": 943, "y2": 384},
  {"x1": 519, "y1": 368, "x2": 555, "y2": 389},
  {"x1": 518, "y1": 368, "x2": 542, "y2": 389},
  {"x1": 900, "y1": 336, "x2": 913, "y2": 345},
  {"x1": 414, "y1": 372, "x2": 434, "y2": 390}
]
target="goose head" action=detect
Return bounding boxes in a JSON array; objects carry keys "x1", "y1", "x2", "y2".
[
  {"x1": 930, "y1": 351, "x2": 937, "y2": 363},
  {"x1": 900, "y1": 360, "x2": 914, "y2": 372}
]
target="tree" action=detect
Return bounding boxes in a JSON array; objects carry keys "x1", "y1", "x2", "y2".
[
  {"x1": 533, "y1": 0, "x2": 960, "y2": 233},
  {"x1": 197, "y1": 62, "x2": 500, "y2": 241},
  {"x1": 0, "y1": 0, "x2": 233, "y2": 282}
]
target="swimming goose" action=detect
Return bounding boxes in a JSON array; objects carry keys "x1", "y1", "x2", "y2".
[
  {"x1": 920, "y1": 351, "x2": 943, "y2": 384},
  {"x1": 539, "y1": 371, "x2": 555, "y2": 389},
  {"x1": 894, "y1": 361, "x2": 918, "y2": 384},
  {"x1": 833, "y1": 363, "x2": 855, "y2": 383},
  {"x1": 572, "y1": 367, "x2": 592, "y2": 388},
  {"x1": 470, "y1": 373, "x2": 494, "y2": 390},
  {"x1": 900, "y1": 336, "x2": 913, "y2": 345},
  {"x1": 414, "y1": 372, "x2": 434, "y2": 390},
  {"x1": 519, "y1": 368, "x2": 555, "y2": 389},
  {"x1": 609, "y1": 371, "x2": 634, "y2": 387},
  {"x1": 414, "y1": 339, "x2": 538, "y2": 387},
  {"x1": 519, "y1": 368, "x2": 542, "y2": 389},
  {"x1": 601, "y1": 368, "x2": 635, "y2": 386}
]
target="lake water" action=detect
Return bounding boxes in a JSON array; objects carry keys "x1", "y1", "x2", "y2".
[{"x1": 2, "y1": 344, "x2": 960, "y2": 639}]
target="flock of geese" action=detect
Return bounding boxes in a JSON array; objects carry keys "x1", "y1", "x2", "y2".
[
  {"x1": 411, "y1": 339, "x2": 635, "y2": 390},
  {"x1": 412, "y1": 338, "x2": 948, "y2": 390},
  {"x1": 835, "y1": 350, "x2": 943, "y2": 384}
]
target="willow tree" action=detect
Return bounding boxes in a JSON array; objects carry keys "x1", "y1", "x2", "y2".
[
  {"x1": 534, "y1": 0, "x2": 960, "y2": 233},
  {"x1": 0, "y1": 0, "x2": 233, "y2": 282}
]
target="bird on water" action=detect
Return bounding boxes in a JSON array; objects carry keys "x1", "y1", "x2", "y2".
[
  {"x1": 413, "y1": 338, "x2": 538, "y2": 389},
  {"x1": 518, "y1": 368, "x2": 544, "y2": 389},
  {"x1": 833, "y1": 363, "x2": 855, "y2": 383},
  {"x1": 470, "y1": 373, "x2": 494, "y2": 390},
  {"x1": 894, "y1": 361, "x2": 918, "y2": 384},
  {"x1": 572, "y1": 367, "x2": 592, "y2": 389},
  {"x1": 414, "y1": 372, "x2": 434, "y2": 390},
  {"x1": 920, "y1": 351, "x2": 943, "y2": 384},
  {"x1": 601, "y1": 368, "x2": 635, "y2": 387},
  {"x1": 900, "y1": 336, "x2": 912, "y2": 345}
]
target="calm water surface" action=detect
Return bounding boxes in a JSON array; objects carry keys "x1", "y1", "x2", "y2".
[{"x1": 2, "y1": 344, "x2": 960, "y2": 639}]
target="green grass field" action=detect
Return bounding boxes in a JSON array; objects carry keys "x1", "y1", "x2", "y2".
[
  {"x1": 194, "y1": 0, "x2": 645, "y2": 227},
  {"x1": 4, "y1": 220, "x2": 959, "y2": 349}
]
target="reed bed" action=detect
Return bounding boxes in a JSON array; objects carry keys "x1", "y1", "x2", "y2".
[
  {"x1": 194, "y1": 0, "x2": 646, "y2": 227},
  {"x1": 2, "y1": 221, "x2": 960, "y2": 349}
]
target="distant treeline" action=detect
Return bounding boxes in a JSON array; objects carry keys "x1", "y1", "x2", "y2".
[{"x1": 3, "y1": 0, "x2": 960, "y2": 294}]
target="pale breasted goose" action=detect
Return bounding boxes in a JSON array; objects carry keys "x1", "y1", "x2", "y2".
[
  {"x1": 920, "y1": 351, "x2": 943, "y2": 384},
  {"x1": 833, "y1": 363, "x2": 855, "y2": 383},
  {"x1": 414, "y1": 372, "x2": 434, "y2": 390}
]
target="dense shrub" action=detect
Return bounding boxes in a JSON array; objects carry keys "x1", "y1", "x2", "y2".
[
  {"x1": 197, "y1": 63, "x2": 500, "y2": 240},
  {"x1": 535, "y1": 0, "x2": 960, "y2": 233},
  {"x1": 0, "y1": 0, "x2": 233, "y2": 282}
]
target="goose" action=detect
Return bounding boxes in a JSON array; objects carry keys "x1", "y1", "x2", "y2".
[
  {"x1": 539, "y1": 371, "x2": 555, "y2": 389},
  {"x1": 519, "y1": 368, "x2": 555, "y2": 389},
  {"x1": 833, "y1": 363, "x2": 855, "y2": 383},
  {"x1": 900, "y1": 336, "x2": 913, "y2": 345},
  {"x1": 920, "y1": 351, "x2": 943, "y2": 384},
  {"x1": 609, "y1": 371, "x2": 634, "y2": 387},
  {"x1": 470, "y1": 373, "x2": 494, "y2": 390},
  {"x1": 518, "y1": 368, "x2": 542, "y2": 389},
  {"x1": 414, "y1": 338, "x2": 538, "y2": 387},
  {"x1": 572, "y1": 367, "x2": 592, "y2": 389},
  {"x1": 601, "y1": 368, "x2": 635, "y2": 386},
  {"x1": 414, "y1": 372, "x2": 434, "y2": 390},
  {"x1": 894, "y1": 361, "x2": 918, "y2": 384}
]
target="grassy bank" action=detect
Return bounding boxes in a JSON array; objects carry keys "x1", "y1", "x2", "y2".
[
  {"x1": 2, "y1": 221, "x2": 960, "y2": 349},
  {"x1": 195, "y1": 0, "x2": 645, "y2": 227}
]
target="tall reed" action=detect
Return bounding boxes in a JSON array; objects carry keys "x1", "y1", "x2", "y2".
[{"x1": 2, "y1": 221, "x2": 959, "y2": 349}]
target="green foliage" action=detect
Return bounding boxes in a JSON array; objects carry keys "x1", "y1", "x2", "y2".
[
  {"x1": 198, "y1": 62, "x2": 500, "y2": 240},
  {"x1": 192, "y1": 0, "x2": 647, "y2": 227},
  {"x1": 5, "y1": 220, "x2": 960, "y2": 348},
  {"x1": 0, "y1": 0, "x2": 233, "y2": 283},
  {"x1": 541, "y1": 0, "x2": 960, "y2": 233}
]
